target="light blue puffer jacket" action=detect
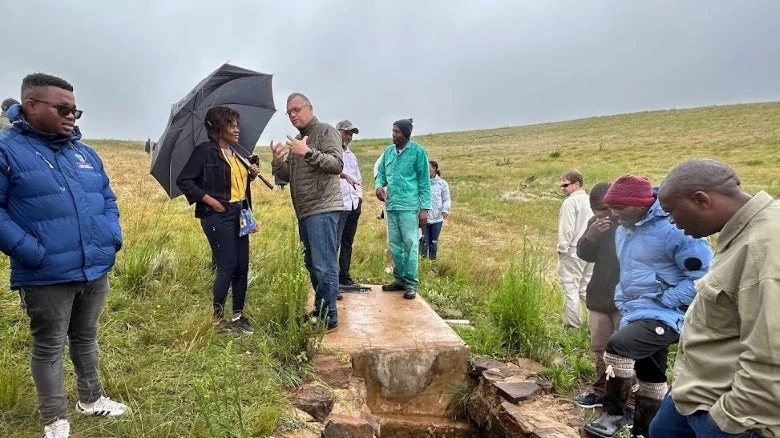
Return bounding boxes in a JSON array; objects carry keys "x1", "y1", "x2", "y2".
[
  {"x1": 0, "y1": 104, "x2": 121, "y2": 288},
  {"x1": 614, "y1": 199, "x2": 712, "y2": 333}
]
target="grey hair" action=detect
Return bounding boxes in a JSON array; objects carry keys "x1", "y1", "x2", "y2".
[
  {"x1": 659, "y1": 158, "x2": 741, "y2": 199},
  {"x1": 287, "y1": 93, "x2": 311, "y2": 106}
]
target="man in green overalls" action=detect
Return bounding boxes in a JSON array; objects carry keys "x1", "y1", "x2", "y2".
[{"x1": 374, "y1": 119, "x2": 431, "y2": 299}]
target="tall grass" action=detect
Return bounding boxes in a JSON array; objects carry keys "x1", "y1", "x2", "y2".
[{"x1": 487, "y1": 241, "x2": 557, "y2": 364}]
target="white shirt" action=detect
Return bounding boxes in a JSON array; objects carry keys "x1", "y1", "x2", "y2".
[
  {"x1": 340, "y1": 147, "x2": 362, "y2": 210},
  {"x1": 557, "y1": 189, "x2": 592, "y2": 256}
]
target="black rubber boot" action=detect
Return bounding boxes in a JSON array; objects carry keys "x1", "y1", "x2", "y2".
[
  {"x1": 632, "y1": 394, "x2": 662, "y2": 438},
  {"x1": 584, "y1": 376, "x2": 634, "y2": 437}
]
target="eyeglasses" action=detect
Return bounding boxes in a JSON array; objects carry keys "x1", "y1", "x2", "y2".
[
  {"x1": 285, "y1": 104, "x2": 310, "y2": 117},
  {"x1": 32, "y1": 99, "x2": 83, "y2": 119},
  {"x1": 560, "y1": 182, "x2": 574, "y2": 188}
]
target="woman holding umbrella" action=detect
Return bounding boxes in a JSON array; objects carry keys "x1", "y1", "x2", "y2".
[{"x1": 177, "y1": 106, "x2": 259, "y2": 334}]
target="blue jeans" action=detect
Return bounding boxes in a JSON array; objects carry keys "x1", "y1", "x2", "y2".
[
  {"x1": 298, "y1": 211, "x2": 340, "y2": 326},
  {"x1": 421, "y1": 221, "x2": 443, "y2": 260},
  {"x1": 649, "y1": 392, "x2": 760, "y2": 437},
  {"x1": 21, "y1": 275, "x2": 110, "y2": 423}
]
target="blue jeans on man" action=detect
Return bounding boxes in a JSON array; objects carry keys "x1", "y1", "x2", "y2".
[
  {"x1": 298, "y1": 211, "x2": 340, "y2": 327},
  {"x1": 649, "y1": 392, "x2": 760, "y2": 437},
  {"x1": 21, "y1": 275, "x2": 110, "y2": 423}
]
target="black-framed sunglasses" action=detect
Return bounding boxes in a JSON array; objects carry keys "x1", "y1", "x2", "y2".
[
  {"x1": 32, "y1": 99, "x2": 83, "y2": 119},
  {"x1": 560, "y1": 182, "x2": 574, "y2": 188}
]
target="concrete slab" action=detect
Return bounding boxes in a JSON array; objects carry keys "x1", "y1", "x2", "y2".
[
  {"x1": 314, "y1": 286, "x2": 470, "y2": 418},
  {"x1": 321, "y1": 286, "x2": 466, "y2": 353}
]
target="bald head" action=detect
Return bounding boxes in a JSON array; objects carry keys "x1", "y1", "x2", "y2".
[{"x1": 659, "y1": 158, "x2": 742, "y2": 200}]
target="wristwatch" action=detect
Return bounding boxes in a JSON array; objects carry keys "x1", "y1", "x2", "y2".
[{"x1": 304, "y1": 150, "x2": 313, "y2": 160}]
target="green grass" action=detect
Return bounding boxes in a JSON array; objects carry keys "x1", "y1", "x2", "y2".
[{"x1": 1, "y1": 102, "x2": 779, "y2": 436}]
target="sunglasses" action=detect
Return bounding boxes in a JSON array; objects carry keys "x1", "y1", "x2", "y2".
[
  {"x1": 33, "y1": 99, "x2": 83, "y2": 119},
  {"x1": 560, "y1": 182, "x2": 574, "y2": 188}
]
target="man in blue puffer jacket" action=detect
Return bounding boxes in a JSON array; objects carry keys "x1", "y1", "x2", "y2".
[
  {"x1": 584, "y1": 175, "x2": 712, "y2": 438},
  {"x1": 0, "y1": 73, "x2": 127, "y2": 438}
]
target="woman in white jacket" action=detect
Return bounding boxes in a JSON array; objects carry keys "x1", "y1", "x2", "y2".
[{"x1": 421, "y1": 160, "x2": 451, "y2": 260}]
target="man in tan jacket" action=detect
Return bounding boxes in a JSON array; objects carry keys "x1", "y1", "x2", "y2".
[
  {"x1": 651, "y1": 158, "x2": 780, "y2": 437},
  {"x1": 272, "y1": 93, "x2": 344, "y2": 331}
]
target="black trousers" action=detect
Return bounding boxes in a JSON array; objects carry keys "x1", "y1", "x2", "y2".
[
  {"x1": 337, "y1": 199, "x2": 362, "y2": 283},
  {"x1": 606, "y1": 319, "x2": 679, "y2": 383},
  {"x1": 200, "y1": 203, "x2": 249, "y2": 317}
]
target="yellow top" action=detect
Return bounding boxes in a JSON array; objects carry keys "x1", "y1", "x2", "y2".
[{"x1": 222, "y1": 148, "x2": 248, "y2": 202}]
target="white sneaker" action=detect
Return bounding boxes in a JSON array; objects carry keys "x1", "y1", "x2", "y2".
[
  {"x1": 43, "y1": 418, "x2": 70, "y2": 438},
  {"x1": 76, "y1": 395, "x2": 128, "y2": 417}
]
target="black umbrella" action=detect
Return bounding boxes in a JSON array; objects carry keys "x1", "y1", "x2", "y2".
[{"x1": 151, "y1": 63, "x2": 276, "y2": 198}]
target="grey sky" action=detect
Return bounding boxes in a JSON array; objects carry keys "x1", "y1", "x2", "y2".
[{"x1": 2, "y1": 0, "x2": 779, "y2": 144}]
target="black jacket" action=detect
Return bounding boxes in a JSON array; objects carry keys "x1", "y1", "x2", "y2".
[
  {"x1": 576, "y1": 217, "x2": 620, "y2": 314},
  {"x1": 176, "y1": 141, "x2": 253, "y2": 218}
]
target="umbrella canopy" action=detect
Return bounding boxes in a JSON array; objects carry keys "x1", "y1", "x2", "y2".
[{"x1": 150, "y1": 63, "x2": 276, "y2": 198}]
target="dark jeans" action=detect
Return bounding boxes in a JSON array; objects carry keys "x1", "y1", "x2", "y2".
[
  {"x1": 420, "y1": 221, "x2": 443, "y2": 260},
  {"x1": 200, "y1": 203, "x2": 249, "y2": 317},
  {"x1": 337, "y1": 199, "x2": 361, "y2": 283},
  {"x1": 299, "y1": 211, "x2": 340, "y2": 326},
  {"x1": 650, "y1": 392, "x2": 761, "y2": 437},
  {"x1": 606, "y1": 319, "x2": 679, "y2": 382},
  {"x1": 20, "y1": 275, "x2": 110, "y2": 423}
]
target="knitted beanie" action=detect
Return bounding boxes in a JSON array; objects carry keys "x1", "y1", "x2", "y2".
[
  {"x1": 604, "y1": 175, "x2": 655, "y2": 207},
  {"x1": 393, "y1": 119, "x2": 413, "y2": 139}
]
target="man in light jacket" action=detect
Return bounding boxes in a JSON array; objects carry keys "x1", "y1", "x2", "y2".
[
  {"x1": 650, "y1": 159, "x2": 780, "y2": 437},
  {"x1": 272, "y1": 93, "x2": 343, "y2": 331},
  {"x1": 557, "y1": 170, "x2": 593, "y2": 328},
  {"x1": 584, "y1": 175, "x2": 712, "y2": 438},
  {"x1": 335, "y1": 120, "x2": 362, "y2": 287}
]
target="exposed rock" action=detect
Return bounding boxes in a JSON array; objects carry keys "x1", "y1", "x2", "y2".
[
  {"x1": 292, "y1": 383, "x2": 335, "y2": 422},
  {"x1": 515, "y1": 358, "x2": 545, "y2": 376},
  {"x1": 360, "y1": 412, "x2": 381, "y2": 437},
  {"x1": 378, "y1": 414, "x2": 472, "y2": 438},
  {"x1": 322, "y1": 414, "x2": 374, "y2": 438},
  {"x1": 492, "y1": 381, "x2": 541, "y2": 403},
  {"x1": 313, "y1": 354, "x2": 352, "y2": 389},
  {"x1": 352, "y1": 347, "x2": 470, "y2": 417},
  {"x1": 331, "y1": 377, "x2": 369, "y2": 417},
  {"x1": 470, "y1": 357, "x2": 505, "y2": 377}
]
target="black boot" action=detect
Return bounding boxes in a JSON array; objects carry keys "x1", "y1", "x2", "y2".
[
  {"x1": 584, "y1": 375, "x2": 634, "y2": 437},
  {"x1": 632, "y1": 394, "x2": 662, "y2": 438}
]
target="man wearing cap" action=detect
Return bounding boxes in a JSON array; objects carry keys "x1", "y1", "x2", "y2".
[
  {"x1": 650, "y1": 159, "x2": 780, "y2": 437},
  {"x1": 584, "y1": 175, "x2": 712, "y2": 438},
  {"x1": 374, "y1": 119, "x2": 431, "y2": 300},
  {"x1": 335, "y1": 120, "x2": 362, "y2": 287},
  {"x1": 1, "y1": 97, "x2": 19, "y2": 129}
]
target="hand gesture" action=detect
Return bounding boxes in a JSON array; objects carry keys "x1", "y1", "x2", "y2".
[
  {"x1": 286, "y1": 135, "x2": 310, "y2": 157},
  {"x1": 270, "y1": 140, "x2": 286, "y2": 165},
  {"x1": 345, "y1": 175, "x2": 360, "y2": 188},
  {"x1": 584, "y1": 216, "x2": 611, "y2": 241}
]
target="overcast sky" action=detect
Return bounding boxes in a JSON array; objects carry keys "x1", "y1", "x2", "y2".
[{"x1": 2, "y1": 0, "x2": 779, "y2": 144}]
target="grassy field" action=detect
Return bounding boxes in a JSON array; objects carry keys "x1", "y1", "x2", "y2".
[{"x1": 1, "y1": 102, "x2": 779, "y2": 437}]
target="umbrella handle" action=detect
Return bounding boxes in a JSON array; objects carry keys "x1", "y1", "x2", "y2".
[{"x1": 256, "y1": 172, "x2": 274, "y2": 190}]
